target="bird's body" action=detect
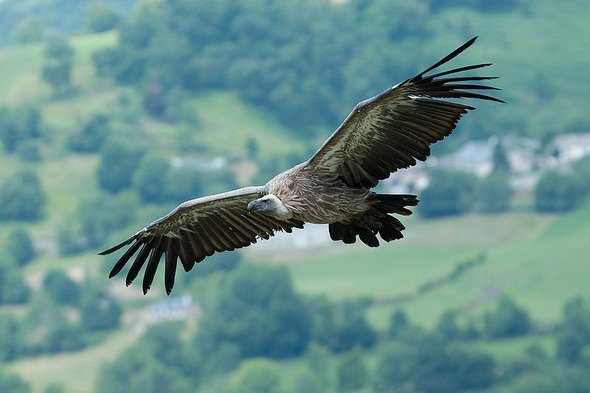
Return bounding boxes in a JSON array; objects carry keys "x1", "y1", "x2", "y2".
[
  {"x1": 266, "y1": 163, "x2": 372, "y2": 223},
  {"x1": 101, "y1": 37, "x2": 503, "y2": 294}
]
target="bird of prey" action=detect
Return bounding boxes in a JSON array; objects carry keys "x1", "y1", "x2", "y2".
[{"x1": 101, "y1": 36, "x2": 503, "y2": 294}]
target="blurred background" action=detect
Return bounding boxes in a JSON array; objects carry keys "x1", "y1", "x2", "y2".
[{"x1": 1, "y1": 0, "x2": 589, "y2": 392}]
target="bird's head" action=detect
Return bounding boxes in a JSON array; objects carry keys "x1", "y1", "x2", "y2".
[{"x1": 247, "y1": 194, "x2": 292, "y2": 219}]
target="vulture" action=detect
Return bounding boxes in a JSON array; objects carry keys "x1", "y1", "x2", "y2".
[{"x1": 101, "y1": 36, "x2": 503, "y2": 294}]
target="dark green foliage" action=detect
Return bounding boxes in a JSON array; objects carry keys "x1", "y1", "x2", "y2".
[
  {"x1": 484, "y1": 296, "x2": 531, "y2": 338},
  {"x1": 0, "y1": 369, "x2": 30, "y2": 393},
  {"x1": 41, "y1": 36, "x2": 75, "y2": 95},
  {"x1": 196, "y1": 265, "x2": 311, "y2": 359},
  {"x1": 12, "y1": 16, "x2": 44, "y2": 43},
  {"x1": 0, "y1": 255, "x2": 31, "y2": 304},
  {"x1": 85, "y1": 1, "x2": 122, "y2": 33},
  {"x1": 97, "y1": 323, "x2": 198, "y2": 393},
  {"x1": 505, "y1": 365, "x2": 590, "y2": 393},
  {"x1": 336, "y1": 348, "x2": 368, "y2": 392},
  {"x1": 0, "y1": 170, "x2": 46, "y2": 221},
  {"x1": 556, "y1": 297, "x2": 590, "y2": 363},
  {"x1": 68, "y1": 113, "x2": 111, "y2": 153},
  {"x1": 133, "y1": 153, "x2": 169, "y2": 203},
  {"x1": 24, "y1": 297, "x2": 84, "y2": 354},
  {"x1": 96, "y1": 141, "x2": 144, "y2": 193},
  {"x1": 307, "y1": 297, "x2": 376, "y2": 353},
  {"x1": 16, "y1": 140, "x2": 42, "y2": 162},
  {"x1": 78, "y1": 285, "x2": 122, "y2": 331},
  {"x1": 388, "y1": 309, "x2": 410, "y2": 339},
  {"x1": 428, "y1": 0, "x2": 520, "y2": 13},
  {"x1": 164, "y1": 166, "x2": 204, "y2": 204},
  {"x1": 133, "y1": 153, "x2": 206, "y2": 204},
  {"x1": 492, "y1": 141, "x2": 511, "y2": 173},
  {"x1": 43, "y1": 270, "x2": 80, "y2": 305},
  {"x1": 534, "y1": 170, "x2": 586, "y2": 213},
  {"x1": 478, "y1": 171, "x2": 512, "y2": 213},
  {"x1": 0, "y1": 105, "x2": 42, "y2": 153},
  {"x1": 436, "y1": 310, "x2": 463, "y2": 341},
  {"x1": 0, "y1": 314, "x2": 25, "y2": 361},
  {"x1": 0, "y1": 0, "x2": 136, "y2": 45},
  {"x1": 420, "y1": 170, "x2": 478, "y2": 218},
  {"x1": 93, "y1": 0, "x2": 435, "y2": 130},
  {"x1": 5, "y1": 228, "x2": 35, "y2": 266},
  {"x1": 93, "y1": 47, "x2": 121, "y2": 78},
  {"x1": 58, "y1": 192, "x2": 137, "y2": 254},
  {"x1": 373, "y1": 336, "x2": 496, "y2": 393},
  {"x1": 232, "y1": 359, "x2": 284, "y2": 393}
]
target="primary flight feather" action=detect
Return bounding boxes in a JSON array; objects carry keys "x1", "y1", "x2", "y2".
[{"x1": 100, "y1": 36, "x2": 504, "y2": 294}]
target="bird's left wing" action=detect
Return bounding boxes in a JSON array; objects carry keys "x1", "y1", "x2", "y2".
[
  {"x1": 100, "y1": 186, "x2": 304, "y2": 294},
  {"x1": 305, "y1": 37, "x2": 504, "y2": 188}
]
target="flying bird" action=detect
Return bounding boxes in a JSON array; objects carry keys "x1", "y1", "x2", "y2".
[{"x1": 101, "y1": 37, "x2": 503, "y2": 294}]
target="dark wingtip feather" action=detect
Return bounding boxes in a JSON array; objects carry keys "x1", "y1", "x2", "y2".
[
  {"x1": 416, "y1": 36, "x2": 478, "y2": 78},
  {"x1": 108, "y1": 239, "x2": 143, "y2": 279},
  {"x1": 99, "y1": 235, "x2": 136, "y2": 255}
]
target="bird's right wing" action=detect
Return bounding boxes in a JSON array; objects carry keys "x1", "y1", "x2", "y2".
[{"x1": 100, "y1": 186, "x2": 304, "y2": 294}]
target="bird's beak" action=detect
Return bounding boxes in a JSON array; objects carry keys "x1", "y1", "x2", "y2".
[{"x1": 247, "y1": 200, "x2": 260, "y2": 212}]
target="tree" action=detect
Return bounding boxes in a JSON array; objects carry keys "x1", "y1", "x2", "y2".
[
  {"x1": 58, "y1": 193, "x2": 137, "y2": 255},
  {"x1": 336, "y1": 349, "x2": 368, "y2": 392},
  {"x1": 308, "y1": 297, "x2": 376, "y2": 353},
  {"x1": 41, "y1": 36, "x2": 75, "y2": 95},
  {"x1": 534, "y1": 170, "x2": 584, "y2": 213},
  {"x1": 231, "y1": 359, "x2": 283, "y2": 393},
  {"x1": 164, "y1": 166, "x2": 204, "y2": 204},
  {"x1": 5, "y1": 228, "x2": 35, "y2": 266},
  {"x1": 373, "y1": 336, "x2": 496, "y2": 393},
  {"x1": 43, "y1": 270, "x2": 80, "y2": 305},
  {"x1": 86, "y1": 1, "x2": 122, "y2": 33},
  {"x1": 0, "y1": 255, "x2": 31, "y2": 304},
  {"x1": 78, "y1": 285, "x2": 122, "y2": 331},
  {"x1": 436, "y1": 310, "x2": 463, "y2": 341},
  {"x1": 492, "y1": 140, "x2": 511, "y2": 172},
  {"x1": 68, "y1": 113, "x2": 111, "y2": 153},
  {"x1": 0, "y1": 369, "x2": 30, "y2": 393},
  {"x1": 556, "y1": 297, "x2": 590, "y2": 363},
  {"x1": 478, "y1": 171, "x2": 512, "y2": 213},
  {"x1": 133, "y1": 153, "x2": 170, "y2": 203},
  {"x1": 484, "y1": 296, "x2": 531, "y2": 338},
  {"x1": 12, "y1": 16, "x2": 44, "y2": 43},
  {"x1": 0, "y1": 105, "x2": 42, "y2": 153},
  {"x1": 24, "y1": 297, "x2": 83, "y2": 354},
  {"x1": 99, "y1": 348, "x2": 193, "y2": 393},
  {"x1": 388, "y1": 309, "x2": 410, "y2": 339},
  {"x1": 195, "y1": 265, "x2": 311, "y2": 359},
  {"x1": 420, "y1": 170, "x2": 478, "y2": 218},
  {"x1": 0, "y1": 170, "x2": 46, "y2": 221},
  {"x1": 0, "y1": 315, "x2": 25, "y2": 361},
  {"x1": 96, "y1": 141, "x2": 144, "y2": 193}
]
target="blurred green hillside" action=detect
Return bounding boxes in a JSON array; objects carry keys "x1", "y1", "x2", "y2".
[{"x1": 1, "y1": 1, "x2": 590, "y2": 393}]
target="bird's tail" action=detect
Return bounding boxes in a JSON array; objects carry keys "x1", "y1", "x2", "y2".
[{"x1": 328, "y1": 194, "x2": 418, "y2": 247}]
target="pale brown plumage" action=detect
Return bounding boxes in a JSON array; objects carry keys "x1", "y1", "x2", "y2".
[{"x1": 100, "y1": 36, "x2": 503, "y2": 294}]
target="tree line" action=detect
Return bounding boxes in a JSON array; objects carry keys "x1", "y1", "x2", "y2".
[{"x1": 94, "y1": 260, "x2": 590, "y2": 393}]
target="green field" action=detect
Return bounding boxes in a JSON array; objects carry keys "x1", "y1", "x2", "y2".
[{"x1": 270, "y1": 206, "x2": 589, "y2": 329}]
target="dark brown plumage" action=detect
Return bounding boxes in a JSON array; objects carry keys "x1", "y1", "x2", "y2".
[{"x1": 100, "y1": 36, "x2": 503, "y2": 294}]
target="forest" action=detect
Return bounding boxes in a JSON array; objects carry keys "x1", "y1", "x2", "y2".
[{"x1": 1, "y1": 0, "x2": 590, "y2": 392}]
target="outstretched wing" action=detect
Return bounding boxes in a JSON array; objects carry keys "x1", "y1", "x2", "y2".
[
  {"x1": 305, "y1": 36, "x2": 504, "y2": 188},
  {"x1": 100, "y1": 186, "x2": 304, "y2": 294}
]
